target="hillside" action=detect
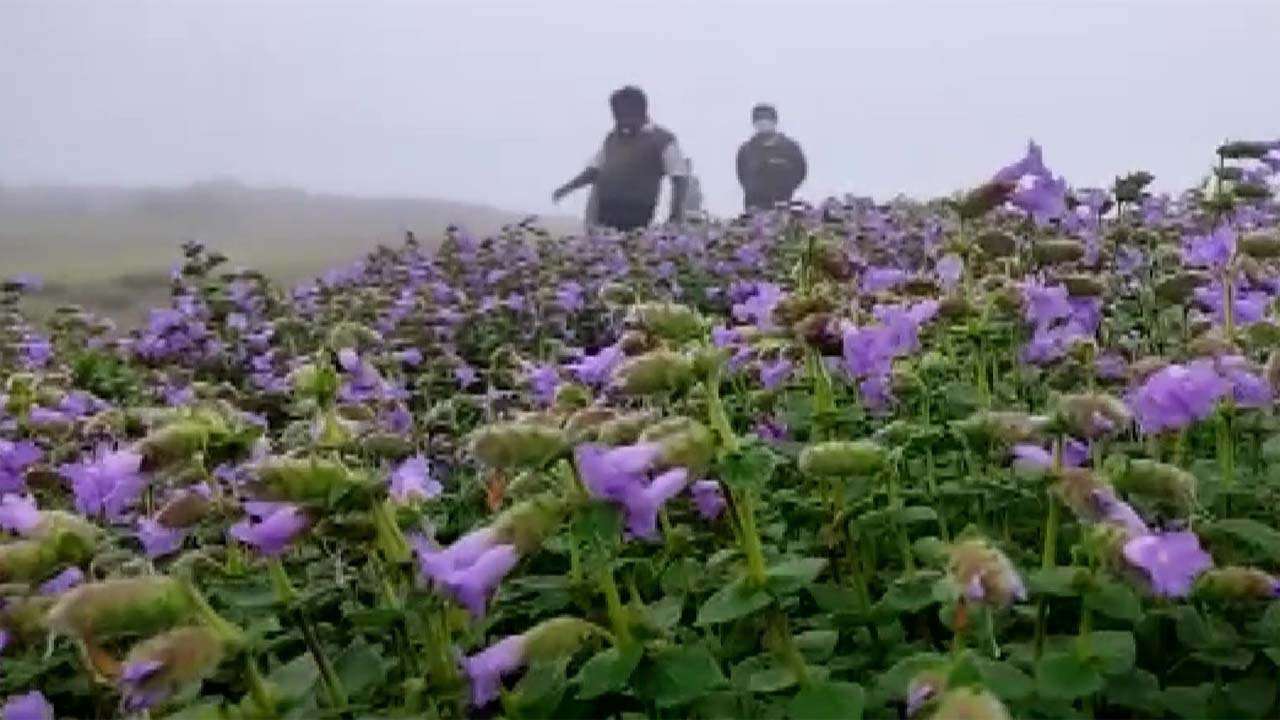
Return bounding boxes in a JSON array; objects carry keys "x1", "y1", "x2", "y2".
[{"x1": 0, "y1": 181, "x2": 574, "y2": 320}]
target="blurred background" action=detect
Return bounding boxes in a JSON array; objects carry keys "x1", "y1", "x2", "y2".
[{"x1": 3, "y1": 0, "x2": 1278, "y2": 318}]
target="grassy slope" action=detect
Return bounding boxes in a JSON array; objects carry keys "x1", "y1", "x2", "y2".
[{"x1": 0, "y1": 181, "x2": 574, "y2": 322}]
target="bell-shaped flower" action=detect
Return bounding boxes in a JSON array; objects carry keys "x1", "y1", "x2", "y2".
[
  {"x1": 136, "y1": 517, "x2": 187, "y2": 559},
  {"x1": 388, "y1": 456, "x2": 442, "y2": 504},
  {"x1": 690, "y1": 480, "x2": 726, "y2": 521},
  {"x1": 1127, "y1": 360, "x2": 1230, "y2": 433},
  {"x1": 38, "y1": 567, "x2": 84, "y2": 596},
  {"x1": 412, "y1": 527, "x2": 521, "y2": 617},
  {"x1": 1122, "y1": 531, "x2": 1213, "y2": 598},
  {"x1": 117, "y1": 626, "x2": 225, "y2": 712},
  {"x1": 228, "y1": 502, "x2": 308, "y2": 556},
  {"x1": 948, "y1": 538, "x2": 1026, "y2": 607},
  {"x1": 59, "y1": 447, "x2": 146, "y2": 521},
  {"x1": 0, "y1": 440, "x2": 40, "y2": 493},
  {"x1": 0, "y1": 494, "x2": 40, "y2": 535},
  {"x1": 2, "y1": 690, "x2": 54, "y2": 720}
]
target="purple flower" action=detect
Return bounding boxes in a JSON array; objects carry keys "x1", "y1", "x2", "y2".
[
  {"x1": 0, "y1": 494, "x2": 40, "y2": 535},
  {"x1": 0, "y1": 440, "x2": 40, "y2": 493},
  {"x1": 992, "y1": 140, "x2": 1049, "y2": 184},
  {"x1": 380, "y1": 404, "x2": 413, "y2": 434},
  {"x1": 137, "y1": 517, "x2": 186, "y2": 558},
  {"x1": 413, "y1": 528, "x2": 519, "y2": 617},
  {"x1": 574, "y1": 443, "x2": 661, "y2": 503},
  {"x1": 691, "y1": 480, "x2": 727, "y2": 521},
  {"x1": 18, "y1": 336, "x2": 52, "y2": 369},
  {"x1": 1116, "y1": 247, "x2": 1144, "y2": 276},
  {"x1": 455, "y1": 363, "x2": 479, "y2": 389},
  {"x1": 759, "y1": 358, "x2": 794, "y2": 390},
  {"x1": 462, "y1": 634, "x2": 528, "y2": 707},
  {"x1": 859, "y1": 374, "x2": 893, "y2": 412},
  {"x1": 711, "y1": 325, "x2": 741, "y2": 348},
  {"x1": 527, "y1": 364, "x2": 560, "y2": 406},
  {"x1": 555, "y1": 281, "x2": 585, "y2": 312},
  {"x1": 1010, "y1": 439, "x2": 1087, "y2": 471},
  {"x1": 25, "y1": 407, "x2": 69, "y2": 430},
  {"x1": 754, "y1": 416, "x2": 789, "y2": 443},
  {"x1": 1011, "y1": 174, "x2": 1068, "y2": 225},
  {"x1": 1089, "y1": 489, "x2": 1149, "y2": 537},
  {"x1": 395, "y1": 348, "x2": 424, "y2": 367},
  {"x1": 841, "y1": 325, "x2": 895, "y2": 378},
  {"x1": 1128, "y1": 361, "x2": 1230, "y2": 433},
  {"x1": 620, "y1": 468, "x2": 690, "y2": 540},
  {"x1": 389, "y1": 456, "x2": 442, "y2": 504},
  {"x1": 1094, "y1": 352, "x2": 1128, "y2": 380},
  {"x1": 566, "y1": 345, "x2": 623, "y2": 387},
  {"x1": 228, "y1": 502, "x2": 308, "y2": 556},
  {"x1": 1215, "y1": 355, "x2": 1272, "y2": 408},
  {"x1": 38, "y1": 566, "x2": 84, "y2": 596},
  {"x1": 2, "y1": 691, "x2": 54, "y2": 720},
  {"x1": 906, "y1": 676, "x2": 939, "y2": 718},
  {"x1": 5, "y1": 274, "x2": 43, "y2": 292},
  {"x1": 732, "y1": 282, "x2": 784, "y2": 330},
  {"x1": 119, "y1": 659, "x2": 165, "y2": 712},
  {"x1": 936, "y1": 254, "x2": 963, "y2": 290},
  {"x1": 861, "y1": 266, "x2": 907, "y2": 294},
  {"x1": 1182, "y1": 226, "x2": 1236, "y2": 270},
  {"x1": 59, "y1": 448, "x2": 146, "y2": 521},
  {"x1": 1123, "y1": 531, "x2": 1213, "y2": 598}
]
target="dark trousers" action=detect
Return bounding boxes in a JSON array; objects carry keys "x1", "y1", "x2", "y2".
[{"x1": 597, "y1": 199, "x2": 656, "y2": 232}]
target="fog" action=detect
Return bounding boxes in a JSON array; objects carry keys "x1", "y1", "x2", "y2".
[{"x1": 3, "y1": 0, "x2": 1278, "y2": 218}]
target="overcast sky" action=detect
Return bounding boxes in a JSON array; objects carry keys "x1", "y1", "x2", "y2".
[{"x1": 2, "y1": 0, "x2": 1278, "y2": 217}]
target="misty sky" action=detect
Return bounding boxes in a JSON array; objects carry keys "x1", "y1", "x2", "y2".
[{"x1": 3, "y1": 0, "x2": 1278, "y2": 218}]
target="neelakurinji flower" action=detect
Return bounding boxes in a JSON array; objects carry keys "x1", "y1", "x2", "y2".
[
  {"x1": 1182, "y1": 225, "x2": 1236, "y2": 270},
  {"x1": 136, "y1": 517, "x2": 186, "y2": 558},
  {"x1": 526, "y1": 364, "x2": 560, "y2": 406},
  {"x1": 936, "y1": 253, "x2": 963, "y2": 290},
  {"x1": 1, "y1": 691, "x2": 54, "y2": 720},
  {"x1": 731, "y1": 282, "x2": 784, "y2": 330},
  {"x1": 1128, "y1": 360, "x2": 1230, "y2": 433},
  {"x1": 690, "y1": 480, "x2": 726, "y2": 521},
  {"x1": 947, "y1": 538, "x2": 1027, "y2": 607},
  {"x1": 861, "y1": 266, "x2": 908, "y2": 294},
  {"x1": 412, "y1": 527, "x2": 520, "y2": 617},
  {"x1": 388, "y1": 455, "x2": 442, "y2": 504},
  {"x1": 0, "y1": 494, "x2": 40, "y2": 535},
  {"x1": 228, "y1": 502, "x2": 308, "y2": 556},
  {"x1": 758, "y1": 357, "x2": 794, "y2": 390},
  {"x1": 566, "y1": 345, "x2": 624, "y2": 387},
  {"x1": 0, "y1": 440, "x2": 40, "y2": 493},
  {"x1": 59, "y1": 447, "x2": 146, "y2": 521},
  {"x1": 1123, "y1": 531, "x2": 1213, "y2": 598},
  {"x1": 38, "y1": 567, "x2": 84, "y2": 596},
  {"x1": 573, "y1": 442, "x2": 691, "y2": 540},
  {"x1": 462, "y1": 633, "x2": 526, "y2": 707},
  {"x1": 1214, "y1": 355, "x2": 1273, "y2": 407}
]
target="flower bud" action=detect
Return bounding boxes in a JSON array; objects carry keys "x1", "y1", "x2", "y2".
[
  {"x1": 902, "y1": 276, "x2": 941, "y2": 297},
  {"x1": 47, "y1": 576, "x2": 195, "y2": 643},
  {"x1": 773, "y1": 293, "x2": 836, "y2": 330},
  {"x1": 596, "y1": 411, "x2": 658, "y2": 446},
  {"x1": 954, "y1": 411, "x2": 1048, "y2": 446},
  {"x1": 1240, "y1": 232, "x2": 1280, "y2": 259},
  {"x1": 552, "y1": 384, "x2": 591, "y2": 412},
  {"x1": 617, "y1": 329, "x2": 654, "y2": 355},
  {"x1": 1059, "y1": 274, "x2": 1105, "y2": 298},
  {"x1": 1217, "y1": 141, "x2": 1274, "y2": 159},
  {"x1": 1106, "y1": 457, "x2": 1197, "y2": 517},
  {"x1": 493, "y1": 495, "x2": 569, "y2": 554},
  {"x1": 611, "y1": 350, "x2": 694, "y2": 396},
  {"x1": 906, "y1": 670, "x2": 948, "y2": 718},
  {"x1": 361, "y1": 432, "x2": 414, "y2": 459},
  {"x1": 0, "y1": 511, "x2": 98, "y2": 583},
  {"x1": 938, "y1": 296, "x2": 974, "y2": 320},
  {"x1": 1188, "y1": 333, "x2": 1240, "y2": 358},
  {"x1": 794, "y1": 312, "x2": 843, "y2": 355},
  {"x1": 638, "y1": 417, "x2": 716, "y2": 475},
  {"x1": 245, "y1": 456, "x2": 365, "y2": 503},
  {"x1": 1235, "y1": 183, "x2": 1272, "y2": 201},
  {"x1": 1054, "y1": 393, "x2": 1131, "y2": 438},
  {"x1": 627, "y1": 303, "x2": 705, "y2": 343},
  {"x1": 1128, "y1": 356, "x2": 1169, "y2": 383},
  {"x1": 599, "y1": 282, "x2": 636, "y2": 306},
  {"x1": 135, "y1": 420, "x2": 217, "y2": 470},
  {"x1": 119, "y1": 625, "x2": 226, "y2": 712},
  {"x1": 1154, "y1": 272, "x2": 1211, "y2": 304},
  {"x1": 155, "y1": 489, "x2": 212, "y2": 529},
  {"x1": 798, "y1": 440, "x2": 888, "y2": 477},
  {"x1": 469, "y1": 423, "x2": 569, "y2": 470},
  {"x1": 947, "y1": 538, "x2": 1026, "y2": 608},
  {"x1": 928, "y1": 687, "x2": 1011, "y2": 720},
  {"x1": 325, "y1": 321, "x2": 382, "y2": 352},
  {"x1": 1193, "y1": 566, "x2": 1280, "y2": 602},
  {"x1": 522, "y1": 616, "x2": 603, "y2": 659},
  {"x1": 975, "y1": 230, "x2": 1016, "y2": 258},
  {"x1": 956, "y1": 182, "x2": 1015, "y2": 221},
  {"x1": 1033, "y1": 239, "x2": 1085, "y2": 264}
]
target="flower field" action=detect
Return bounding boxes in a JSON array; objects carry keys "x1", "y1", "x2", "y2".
[{"x1": 4, "y1": 139, "x2": 1280, "y2": 719}]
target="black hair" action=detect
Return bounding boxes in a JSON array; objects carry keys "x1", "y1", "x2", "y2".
[
  {"x1": 610, "y1": 86, "x2": 648, "y2": 116},
  {"x1": 752, "y1": 103, "x2": 778, "y2": 121}
]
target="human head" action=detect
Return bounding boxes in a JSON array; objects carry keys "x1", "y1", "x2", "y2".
[
  {"x1": 610, "y1": 86, "x2": 649, "y2": 135},
  {"x1": 751, "y1": 103, "x2": 778, "y2": 134}
]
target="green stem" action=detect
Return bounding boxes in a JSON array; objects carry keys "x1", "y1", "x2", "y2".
[
  {"x1": 736, "y1": 490, "x2": 769, "y2": 586},
  {"x1": 297, "y1": 608, "x2": 348, "y2": 710},
  {"x1": 244, "y1": 655, "x2": 277, "y2": 718},
  {"x1": 599, "y1": 566, "x2": 632, "y2": 646}
]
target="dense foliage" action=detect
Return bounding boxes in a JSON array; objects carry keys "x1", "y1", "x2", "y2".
[{"x1": 3, "y1": 139, "x2": 1280, "y2": 719}]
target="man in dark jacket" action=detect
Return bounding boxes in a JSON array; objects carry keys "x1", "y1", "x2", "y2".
[
  {"x1": 553, "y1": 86, "x2": 689, "y2": 231},
  {"x1": 737, "y1": 103, "x2": 807, "y2": 211}
]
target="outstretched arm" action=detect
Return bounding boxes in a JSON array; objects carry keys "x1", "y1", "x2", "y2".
[{"x1": 553, "y1": 167, "x2": 599, "y2": 203}]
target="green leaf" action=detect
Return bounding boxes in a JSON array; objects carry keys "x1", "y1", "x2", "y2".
[
  {"x1": 646, "y1": 595, "x2": 684, "y2": 631},
  {"x1": 795, "y1": 630, "x2": 839, "y2": 662},
  {"x1": 1036, "y1": 651, "x2": 1103, "y2": 700},
  {"x1": 878, "y1": 574, "x2": 941, "y2": 613},
  {"x1": 697, "y1": 577, "x2": 772, "y2": 625},
  {"x1": 875, "y1": 653, "x2": 945, "y2": 698},
  {"x1": 1228, "y1": 675, "x2": 1277, "y2": 718},
  {"x1": 973, "y1": 658, "x2": 1033, "y2": 701},
  {"x1": 897, "y1": 506, "x2": 938, "y2": 525},
  {"x1": 639, "y1": 644, "x2": 727, "y2": 708},
  {"x1": 731, "y1": 656, "x2": 797, "y2": 694},
  {"x1": 1162, "y1": 684, "x2": 1213, "y2": 719},
  {"x1": 268, "y1": 653, "x2": 319, "y2": 702},
  {"x1": 573, "y1": 644, "x2": 644, "y2": 700},
  {"x1": 766, "y1": 558, "x2": 828, "y2": 597},
  {"x1": 1086, "y1": 631, "x2": 1136, "y2": 675},
  {"x1": 720, "y1": 442, "x2": 779, "y2": 493},
  {"x1": 1027, "y1": 566, "x2": 1089, "y2": 597},
  {"x1": 808, "y1": 583, "x2": 862, "y2": 615},
  {"x1": 788, "y1": 681, "x2": 865, "y2": 720},
  {"x1": 1083, "y1": 580, "x2": 1141, "y2": 622},
  {"x1": 334, "y1": 640, "x2": 388, "y2": 698},
  {"x1": 1105, "y1": 668, "x2": 1162, "y2": 713},
  {"x1": 510, "y1": 657, "x2": 570, "y2": 717},
  {"x1": 1206, "y1": 518, "x2": 1280, "y2": 562}
]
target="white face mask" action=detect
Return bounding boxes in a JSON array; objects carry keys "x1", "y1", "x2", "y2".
[{"x1": 753, "y1": 119, "x2": 777, "y2": 134}]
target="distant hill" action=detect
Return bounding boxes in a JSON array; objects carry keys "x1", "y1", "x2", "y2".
[{"x1": 0, "y1": 181, "x2": 574, "y2": 321}]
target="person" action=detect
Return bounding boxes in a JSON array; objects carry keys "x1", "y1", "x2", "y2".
[
  {"x1": 736, "y1": 103, "x2": 807, "y2": 211},
  {"x1": 554, "y1": 86, "x2": 689, "y2": 231},
  {"x1": 683, "y1": 157, "x2": 705, "y2": 220}
]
